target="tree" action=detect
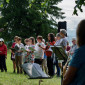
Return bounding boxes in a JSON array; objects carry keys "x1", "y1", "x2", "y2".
[
  {"x1": 0, "y1": 0, "x2": 65, "y2": 42},
  {"x1": 73, "y1": 0, "x2": 85, "y2": 15}
]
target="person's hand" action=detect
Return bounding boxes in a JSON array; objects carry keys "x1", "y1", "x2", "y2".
[
  {"x1": 5, "y1": 56, "x2": 7, "y2": 59},
  {"x1": 38, "y1": 44, "x2": 41, "y2": 47}
]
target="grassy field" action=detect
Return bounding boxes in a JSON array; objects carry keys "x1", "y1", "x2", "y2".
[{"x1": 0, "y1": 51, "x2": 61, "y2": 85}]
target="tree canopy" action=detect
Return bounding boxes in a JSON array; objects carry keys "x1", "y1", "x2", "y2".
[
  {"x1": 0, "y1": 0, "x2": 65, "y2": 42},
  {"x1": 73, "y1": 0, "x2": 85, "y2": 15}
]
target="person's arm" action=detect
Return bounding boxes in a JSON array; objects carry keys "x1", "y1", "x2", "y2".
[
  {"x1": 4, "y1": 45, "x2": 7, "y2": 58},
  {"x1": 63, "y1": 66, "x2": 77, "y2": 85}
]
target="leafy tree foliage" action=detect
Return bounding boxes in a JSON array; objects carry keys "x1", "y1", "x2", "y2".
[
  {"x1": 0, "y1": 0, "x2": 65, "y2": 42},
  {"x1": 73, "y1": 0, "x2": 85, "y2": 15}
]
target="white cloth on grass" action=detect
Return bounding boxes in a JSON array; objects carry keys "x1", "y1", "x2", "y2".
[{"x1": 22, "y1": 63, "x2": 48, "y2": 78}]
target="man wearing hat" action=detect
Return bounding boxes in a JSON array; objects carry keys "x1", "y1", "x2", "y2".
[{"x1": 0, "y1": 38, "x2": 7, "y2": 72}]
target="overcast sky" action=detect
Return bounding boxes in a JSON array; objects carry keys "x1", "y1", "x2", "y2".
[
  {"x1": 57, "y1": 0, "x2": 85, "y2": 43},
  {"x1": 57, "y1": 0, "x2": 85, "y2": 30}
]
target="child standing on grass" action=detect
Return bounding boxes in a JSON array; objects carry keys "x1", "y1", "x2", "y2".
[
  {"x1": 11, "y1": 36, "x2": 18, "y2": 73},
  {"x1": 34, "y1": 36, "x2": 45, "y2": 66},
  {"x1": 24, "y1": 37, "x2": 35, "y2": 64},
  {"x1": 15, "y1": 37, "x2": 24, "y2": 74}
]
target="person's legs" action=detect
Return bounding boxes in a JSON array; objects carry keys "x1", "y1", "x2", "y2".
[
  {"x1": 3, "y1": 55, "x2": 7, "y2": 72},
  {"x1": 19, "y1": 56, "x2": 23, "y2": 73},
  {"x1": 41, "y1": 59, "x2": 44, "y2": 70},
  {"x1": 47, "y1": 57, "x2": 54, "y2": 76},
  {"x1": 0, "y1": 56, "x2": 5, "y2": 72},
  {"x1": 44, "y1": 59, "x2": 48, "y2": 74},
  {"x1": 0, "y1": 56, "x2": 3, "y2": 72},
  {"x1": 15, "y1": 56, "x2": 19, "y2": 73},
  {"x1": 55, "y1": 60, "x2": 60, "y2": 76},
  {"x1": 13, "y1": 60, "x2": 16, "y2": 73}
]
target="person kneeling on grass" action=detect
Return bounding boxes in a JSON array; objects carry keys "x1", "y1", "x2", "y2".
[{"x1": 0, "y1": 38, "x2": 7, "y2": 72}]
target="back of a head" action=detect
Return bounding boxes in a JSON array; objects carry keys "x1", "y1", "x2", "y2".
[
  {"x1": 37, "y1": 36, "x2": 43, "y2": 41},
  {"x1": 60, "y1": 29, "x2": 67, "y2": 36},
  {"x1": 29, "y1": 37, "x2": 35, "y2": 44},
  {"x1": 56, "y1": 33, "x2": 61, "y2": 38},
  {"x1": 77, "y1": 19, "x2": 85, "y2": 47},
  {"x1": 48, "y1": 33, "x2": 55, "y2": 42}
]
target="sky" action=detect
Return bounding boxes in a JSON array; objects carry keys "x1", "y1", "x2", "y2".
[
  {"x1": 57, "y1": 0, "x2": 85, "y2": 43},
  {"x1": 58, "y1": 0, "x2": 85, "y2": 30}
]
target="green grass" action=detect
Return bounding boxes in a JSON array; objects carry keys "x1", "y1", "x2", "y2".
[{"x1": 0, "y1": 51, "x2": 61, "y2": 85}]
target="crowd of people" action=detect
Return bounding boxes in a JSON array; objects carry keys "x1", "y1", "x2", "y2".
[
  {"x1": 0, "y1": 29, "x2": 78, "y2": 77},
  {"x1": 1, "y1": 19, "x2": 85, "y2": 85}
]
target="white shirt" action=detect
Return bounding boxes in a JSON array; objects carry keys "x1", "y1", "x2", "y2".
[
  {"x1": 15, "y1": 43, "x2": 24, "y2": 51},
  {"x1": 55, "y1": 39, "x2": 62, "y2": 46},
  {"x1": 70, "y1": 44, "x2": 77, "y2": 53},
  {"x1": 25, "y1": 45, "x2": 30, "y2": 51},
  {"x1": 35, "y1": 42, "x2": 45, "y2": 59}
]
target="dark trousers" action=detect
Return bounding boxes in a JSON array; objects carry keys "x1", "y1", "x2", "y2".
[
  {"x1": 0, "y1": 55, "x2": 7, "y2": 71},
  {"x1": 47, "y1": 57, "x2": 54, "y2": 76},
  {"x1": 35, "y1": 59, "x2": 43, "y2": 65},
  {"x1": 53, "y1": 60, "x2": 60, "y2": 76}
]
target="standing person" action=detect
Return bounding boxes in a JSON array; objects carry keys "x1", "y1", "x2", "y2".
[
  {"x1": 41, "y1": 39, "x2": 48, "y2": 74},
  {"x1": 60, "y1": 29, "x2": 68, "y2": 66},
  {"x1": 45, "y1": 33, "x2": 55, "y2": 77},
  {"x1": 35, "y1": 36, "x2": 45, "y2": 66},
  {"x1": 60, "y1": 29, "x2": 67, "y2": 50},
  {"x1": 54, "y1": 33, "x2": 63, "y2": 76},
  {"x1": 70, "y1": 38, "x2": 77, "y2": 56},
  {"x1": 0, "y1": 38, "x2": 7, "y2": 72},
  {"x1": 28, "y1": 37, "x2": 35, "y2": 63},
  {"x1": 11, "y1": 36, "x2": 18, "y2": 73},
  {"x1": 63, "y1": 19, "x2": 85, "y2": 85},
  {"x1": 15, "y1": 37, "x2": 24, "y2": 74}
]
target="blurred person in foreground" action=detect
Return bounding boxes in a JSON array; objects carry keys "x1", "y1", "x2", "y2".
[{"x1": 63, "y1": 19, "x2": 85, "y2": 85}]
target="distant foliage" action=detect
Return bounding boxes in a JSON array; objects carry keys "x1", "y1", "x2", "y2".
[
  {"x1": 73, "y1": 0, "x2": 85, "y2": 15},
  {"x1": 0, "y1": 0, "x2": 65, "y2": 42}
]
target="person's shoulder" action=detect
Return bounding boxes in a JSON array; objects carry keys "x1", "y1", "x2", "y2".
[
  {"x1": 15, "y1": 43, "x2": 18, "y2": 46},
  {"x1": 50, "y1": 41, "x2": 55, "y2": 45},
  {"x1": 63, "y1": 37, "x2": 67, "y2": 41},
  {"x1": 12, "y1": 42, "x2": 16, "y2": 44},
  {"x1": 3, "y1": 44, "x2": 7, "y2": 47},
  {"x1": 73, "y1": 46, "x2": 85, "y2": 56},
  {"x1": 20, "y1": 43, "x2": 24, "y2": 46}
]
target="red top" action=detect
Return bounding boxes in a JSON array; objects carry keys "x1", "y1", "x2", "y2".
[
  {"x1": 45, "y1": 41, "x2": 55, "y2": 57},
  {"x1": 66, "y1": 46, "x2": 71, "y2": 51},
  {"x1": 12, "y1": 42, "x2": 16, "y2": 48},
  {"x1": 0, "y1": 44, "x2": 7, "y2": 56}
]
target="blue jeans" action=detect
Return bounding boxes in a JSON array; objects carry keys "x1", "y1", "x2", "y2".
[{"x1": 53, "y1": 59, "x2": 60, "y2": 76}]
